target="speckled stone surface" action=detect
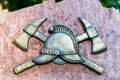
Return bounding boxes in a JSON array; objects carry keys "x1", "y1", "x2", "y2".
[{"x1": 0, "y1": 0, "x2": 120, "y2": 80}]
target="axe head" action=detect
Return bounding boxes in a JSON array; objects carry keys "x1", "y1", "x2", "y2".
[
  {"x1": 13, "y1": 32, "x2": 31, "y2": 51},
  {"x1": 78, "y1": 17, "x2": 107, "y2": 54},
  {"x1": 13, "y1": 17, "x2": 47, "y2": 51},
  {"x1": 92, "y1": 36, "x2": 107, "y2": 54}
]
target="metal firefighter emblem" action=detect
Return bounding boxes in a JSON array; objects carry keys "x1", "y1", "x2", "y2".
[{"x1": 13, "y1": 17, "x2": 107, "y2": 74}]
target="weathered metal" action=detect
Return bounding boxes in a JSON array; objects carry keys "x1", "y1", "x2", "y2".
[{"x1": 13, "y1": 17, "x2": 107, "y2": 74}]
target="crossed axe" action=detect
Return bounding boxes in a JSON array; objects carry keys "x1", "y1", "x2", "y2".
[{"x1": 13, "y1": 17, "x2": 107, "y2": 74}]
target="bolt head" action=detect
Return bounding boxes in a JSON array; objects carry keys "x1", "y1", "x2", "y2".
[{"x1": 49, "y1": 26, "x2": 54, "y2": 33}]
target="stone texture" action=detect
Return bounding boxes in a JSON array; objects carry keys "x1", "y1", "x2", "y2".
[{"x1": 0, "y1": 0, "x2": 120, "y2": 80}]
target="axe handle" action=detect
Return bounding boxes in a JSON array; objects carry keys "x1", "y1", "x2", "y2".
[
  {"x1": 13, "y1": 60, "x2": 35, "y2": 74},
  {"x1": 77, "y1": 33, "x2": 88, "y2": 42},
  {"x1": 34, "y1": 31, "x2": 47, "y2": 42},
  {"x1": 81, "y1": 57, "x2": 104, "y2": 74},
  {"x1": 13, "y1": 56, "x2": 104, "y2": 74}
]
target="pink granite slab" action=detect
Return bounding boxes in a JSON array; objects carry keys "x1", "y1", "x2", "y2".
[{"x1": 0, "y1": 0, "x2": 120, "y2": 80}]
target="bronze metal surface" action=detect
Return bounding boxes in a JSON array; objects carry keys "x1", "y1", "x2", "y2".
[
  {"x1": 13, "y1": 17, "x2": 107, "y2": 74},
  {"x1": 13, "y1": 18, "x2": 47, "y2": 51},
  {"x1": 77, "y1": 17, "x2": 107, "y2": 54}
]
